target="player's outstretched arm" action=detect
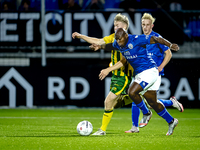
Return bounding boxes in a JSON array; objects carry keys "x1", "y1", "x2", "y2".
[
  {"x1": 72, "y1": 32, "x2": 105, "y2": 45},
  {"x1": 90, "y1": 43, "x2": 115, "y2": 51},
  {"x1": 150, "y1": 36, "x2": 179, "y2": 51},
  {"x1": 99, "y1": 56, "x2": 127, "y2": 80}
]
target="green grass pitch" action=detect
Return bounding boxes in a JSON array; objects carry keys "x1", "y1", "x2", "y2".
[{"x1": 0, "y1": 108, "x2": 200, "y2": 150}]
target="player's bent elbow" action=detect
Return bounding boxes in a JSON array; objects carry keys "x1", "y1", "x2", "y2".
[{"x1": 166, "y1": 49, "x2": 172, "y2": 58}]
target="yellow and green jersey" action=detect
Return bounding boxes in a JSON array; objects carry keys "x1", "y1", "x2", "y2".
[{"x1": 103, "y1": 33, "x2": 134, "y2": 77}]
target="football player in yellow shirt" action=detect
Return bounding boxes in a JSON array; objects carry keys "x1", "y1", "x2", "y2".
[{"x1": 72, "y1": 13, "x2": 134, "y2": 135}]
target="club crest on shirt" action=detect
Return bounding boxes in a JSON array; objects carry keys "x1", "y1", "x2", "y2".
[
  {"x1": 128, "y1": 43, "x2": 133, "y2": 49},
  {"x1": 145, "y1": 35, "x2": 149, "y2": 39}
]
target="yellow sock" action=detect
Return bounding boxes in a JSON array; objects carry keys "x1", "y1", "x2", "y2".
[{"x1": 100, "y1": 109, "x2": 113, "y2": 131}]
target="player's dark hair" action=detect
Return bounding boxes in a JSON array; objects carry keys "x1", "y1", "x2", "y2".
[{"x1": 115, "y1": 28, "x2": 127, "y2": 39}]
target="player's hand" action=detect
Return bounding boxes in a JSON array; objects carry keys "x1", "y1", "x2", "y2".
[
  {"x1": 170, "y1": 44, "x2": 179, "y2": 51},
  {"x1": 99, "y1": 69, "x2": 109, "y2": 80},
  {"x1": 158, "y1": 65, "x2": 163, "y2": 72},
  {"x1": 72, "y1": 32, "x2": 82, "y2": 39},
  {"x1": 89, "y1": 43, "x2": 101, "y2": 51}
]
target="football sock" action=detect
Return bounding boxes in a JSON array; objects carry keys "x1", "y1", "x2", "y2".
[
  {"x1": 157, "y1": 108, "x2": 173, "y2": 123},
  {"x1": 169, "y1": 118, "x2": 175, "y2": 124},
  {"x1": 136, "y1": 100, "x2": 149, "y2": 115},
  {"x1": 158, "y1": 99, "x2": 173, "y2": 107},
  {"x1": 132, "y1": 102, "x2": 140, "y2": 127},
  {"x1": 100, "y1": 109, "x2": 113, "y2": 131}
]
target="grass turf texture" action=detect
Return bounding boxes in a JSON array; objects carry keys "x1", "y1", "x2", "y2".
[{"x1": 0, "y1": 108, "x2": 200, "y2": 150}]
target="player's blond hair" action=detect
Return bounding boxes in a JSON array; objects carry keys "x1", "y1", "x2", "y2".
[
  {"x1": 141, "y1": 13, "x2": 156, "y2": 24},
  {"x1": 114, "y1": 13, "x2": 129, "y2": 30}
]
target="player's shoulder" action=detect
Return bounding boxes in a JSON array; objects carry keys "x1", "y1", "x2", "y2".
[
  {"x1": 128, "y1": 34, "x2": 140, "y2": 40},
  {"x1": 103, "y1": 33, "x2": 115, "y2": 44},
  {"x1": 150, "y1": 31, "x2": 162, "y2": 38},
  {"x1": 136, "y1": 34, "x2": 151, "y2": 41}
]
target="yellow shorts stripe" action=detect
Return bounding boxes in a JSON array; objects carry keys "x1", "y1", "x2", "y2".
[{"x1": 115, "y1": 76, "x2": 129, "y2": 95}]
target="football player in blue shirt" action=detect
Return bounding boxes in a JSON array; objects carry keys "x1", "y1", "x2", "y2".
[
  {"x1": 124, "y1": 13, "x2": 184, "y2": 133},
  {"x1": 90, "y1": 27, "x2": 179, "y2": 135}
]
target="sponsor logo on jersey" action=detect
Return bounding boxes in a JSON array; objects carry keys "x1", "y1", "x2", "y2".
[
  {"x1": 124, "y1": 51, "x2": 131, "y2": 55},
  {"x1": 126, "y1": 55, "x2": 137, "y2": 59}
]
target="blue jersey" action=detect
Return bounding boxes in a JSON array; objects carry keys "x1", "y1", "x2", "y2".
[
  {"x1": 113, "y1": 34, "x2": 157, "y2": 75},
  {"x1": 146, "y1": 31, "x2": 169, "y2": 76}
]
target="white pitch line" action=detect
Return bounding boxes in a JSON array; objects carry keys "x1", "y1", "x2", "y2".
[
  {"x1": 0, "y1": 117, "x2": 123, "y2": 120},
  {"x1": 0, "y1": 117, "x2": 200, "y2": 120}
]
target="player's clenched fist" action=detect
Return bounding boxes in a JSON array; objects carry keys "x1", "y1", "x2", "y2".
[
  {"x1": 72, "y1": 32, "x2": 82, "y2": 39},
  {"x1": 170, "y1": 44, "x2": 179, "y2": 51}
]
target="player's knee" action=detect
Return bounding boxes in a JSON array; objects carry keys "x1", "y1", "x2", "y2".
[
  {"x1": 128, "y1": 90, "x2": 137, "y2": 100},
  {"x1": 104, "y1": 100, "x2": 113, "y2": 110},
  {"x1": 156, "y1": 100, "x2": 165, "y2": 110},
  {"x1": 104, "y1": 100, "x2": 108, "y2": 107},
  {"x1": 148, "y1": 100, "x2": 164, "y2": 111},
  {"x1": 148, "y1": 101, "x2": 156, "y2": 108}
]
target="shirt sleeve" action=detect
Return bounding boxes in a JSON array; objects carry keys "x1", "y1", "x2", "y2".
[
  {"x1": 158, "y1": 44, "x2": 169, "y2": 52},
  {"x1": 103, "y1": 33, "x2": 115, "y2": 44},
  {"x1": 136, "y1": 35, "x2": 152, "y2": 46}
]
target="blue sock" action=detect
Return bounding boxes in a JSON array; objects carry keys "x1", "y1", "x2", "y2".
[
  {"x1": 136, "y1": 100, "x2": 149, "y2": 115},
  {"x1": 131, "y1": 102, "x2": 140, "y2": 127},
  {"x1": 158, "y1": 99, "x2": 173, "y2": 107},
  {"x1": 157, "y1": 108, "x2": 173, "y2": 123}
]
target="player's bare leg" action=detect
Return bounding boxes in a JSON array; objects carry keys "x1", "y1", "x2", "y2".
[
  {"x1": 128, "y1": 82, "x2": 143, "y2": 104},
  {"x1": 128, "y1": 83, "x2": 151, "y2": 115},
  {"x1": 128, "y1": 82, "x2": 152, "y2": 128},
  {"x1": 92, "y1": 92, "x2": 120, "y2": 135},
  {"x1": 143, "y1": 90, "x2": 164, "y2": 113},
  {"x1": 143, "y1": 90, "x2": 178, "y2": 135},
  {"x1": 104, "y1": 92, "x2": 119, "y2": 110}
]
